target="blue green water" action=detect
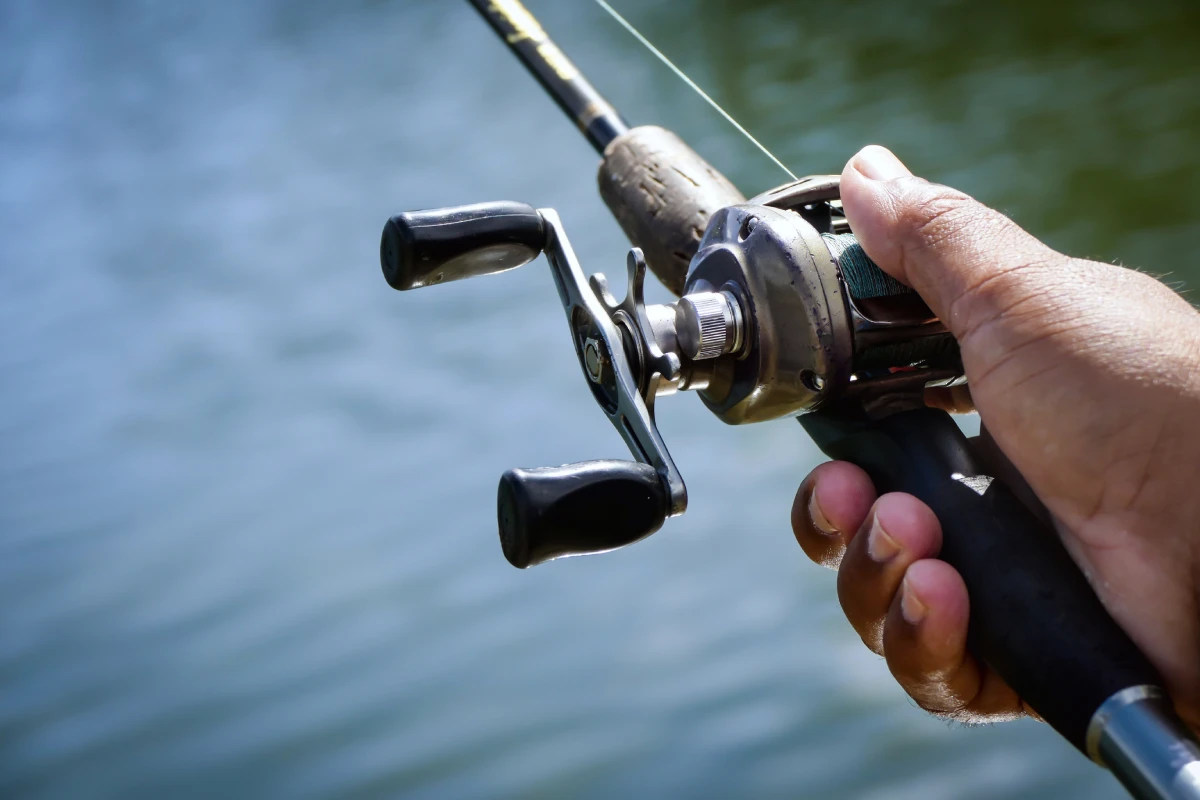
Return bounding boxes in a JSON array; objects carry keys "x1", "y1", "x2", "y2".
[{"x1": 3, "y1": 1, "x2": 1198, "y2": 797}]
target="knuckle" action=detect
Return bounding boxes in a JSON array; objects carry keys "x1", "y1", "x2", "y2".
[
  {"x1": 835, "y1": 567, "x2": 886, "y2": 654},
  {"x1": 928, "y1": 704, "x2": 1025, "y2": 725},
  {"x1": 950, "y1": 258, "x2": 1086, "y2": 388},
  {"x1": 944, "y1": 248, "x2": 1074, "y2": 354},
  {"x1": 895, "y1": 184, "x2": 978, "y2": 252},
  {"x1": 894, "y1": 663, "x2": 1026, "y2": 724},
  {"x1": 946, "y1": 262, "x2": 1042, "y2": 344},
  {"x1": 920, "y1": 703, "x2": 1005, "y2": 725},
  {"x1": 894, "y1": 670, "x2": 986, "y2": 721},
  {"x1": 911, "y1": 692, "x2": 971, "y2": 719},
  {"x1": 798, "y1": 534, "x2": 845, "y2": 570}
]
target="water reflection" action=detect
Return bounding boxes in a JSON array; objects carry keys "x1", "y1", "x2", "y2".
[{"x1": 1, "y1": 1, "x2": 1195, "y2": 797}]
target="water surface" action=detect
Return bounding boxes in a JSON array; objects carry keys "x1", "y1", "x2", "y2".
[{"x1": 2, "y1": 1, "x2": 1198, "y2": 797}]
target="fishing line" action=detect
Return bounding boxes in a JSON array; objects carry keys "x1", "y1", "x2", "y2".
[{"x1": 594, "y1": 0, "x2": 798, "y2": 181}]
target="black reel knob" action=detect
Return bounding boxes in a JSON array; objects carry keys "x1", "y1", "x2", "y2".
[
  {"x1": 380, "y1": 201, "x2": 547, "y2": 290},
  {"x1": 497, "y1": 461, "x2": 669, "y2": 568}
]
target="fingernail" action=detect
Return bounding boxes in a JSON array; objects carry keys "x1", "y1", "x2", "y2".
[
  {"x1": 808, "y1": 490, "x2": 837, "y2": 536},
  {"x1": 900, "y1": 576, "x2": 928, "y2": 625},
  {"x1": 852, "y1": 145, "x2": 912, "y2": 181},
  {"x1": 866, "y1": 515, "x2": 901, "y2": 563}
]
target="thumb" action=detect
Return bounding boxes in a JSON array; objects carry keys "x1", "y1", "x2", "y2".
[{"x1": 839, "y1": 145, "x2": 1067, "y2": 342}]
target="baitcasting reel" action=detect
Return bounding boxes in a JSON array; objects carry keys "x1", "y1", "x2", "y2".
[{"x1": 380, "y1": 176, "x2": 961, "y2": 569}]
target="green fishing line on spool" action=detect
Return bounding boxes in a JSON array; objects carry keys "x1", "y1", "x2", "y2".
[
  {"x1": 820, "y1": 233, "x2": 911, "y2": 299},
  {"x1": 820, "y1": 233, "x2": 962, "y2": 371}
]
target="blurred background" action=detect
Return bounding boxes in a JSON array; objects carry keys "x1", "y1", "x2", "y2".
[{"x1": 2, "y1": 0, "x2": 1198, "y2": 797}]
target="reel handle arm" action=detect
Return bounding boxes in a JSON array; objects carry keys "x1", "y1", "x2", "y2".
[{"x1": 380, "y1": 201, "x2": 546, "y2": 290}]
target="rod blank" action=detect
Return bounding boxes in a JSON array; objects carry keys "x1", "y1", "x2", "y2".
[{"x1": 467, "y1": 0, "x2": 629, "y2": 153}]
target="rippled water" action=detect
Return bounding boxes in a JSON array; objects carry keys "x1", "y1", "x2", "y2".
[{"x1": 2, "y1": 1, "x2": 1198, "y2": 797}]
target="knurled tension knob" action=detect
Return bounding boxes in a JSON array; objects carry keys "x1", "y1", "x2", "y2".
[{"x1": 675, "y1": 290, "x2": 745, "y2": 360}]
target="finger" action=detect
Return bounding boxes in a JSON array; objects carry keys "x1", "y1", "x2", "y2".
[
  {"x1": 839, "y1": 146, "x2": 1070, "y2": 349},
  {"x1": 836, "y1": 493, "x2": 943, "y2": 654},
  {"x1": 924, "y1": 384, "x2": 975, "y2": 414},
  {"x1": 883, "y1": 559, "x2": 1027, "y2": 722},
  {"x1": 791, "y1": 461, "x2": 875, "y2": 569}
]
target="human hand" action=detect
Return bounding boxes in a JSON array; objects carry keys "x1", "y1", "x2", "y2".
[{"x1": 791, "y1": 146, "x2": 1200, "y2": 729}]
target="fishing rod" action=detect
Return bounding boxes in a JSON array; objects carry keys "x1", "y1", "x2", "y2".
[
  {"x1": 466, "y1": 0, "x2": 628, "y2": 153},
  {"x1": 382, "y1": 2, "x2": 1200, "y2": 798}
]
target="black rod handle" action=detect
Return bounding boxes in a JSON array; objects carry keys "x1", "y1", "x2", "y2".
[
  {"x1": 380, "y1": 201, "x2": 546, "y2": 291},
  {"x1": 800, "y1": 406, "x2": 1162, "y2": 754}
]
